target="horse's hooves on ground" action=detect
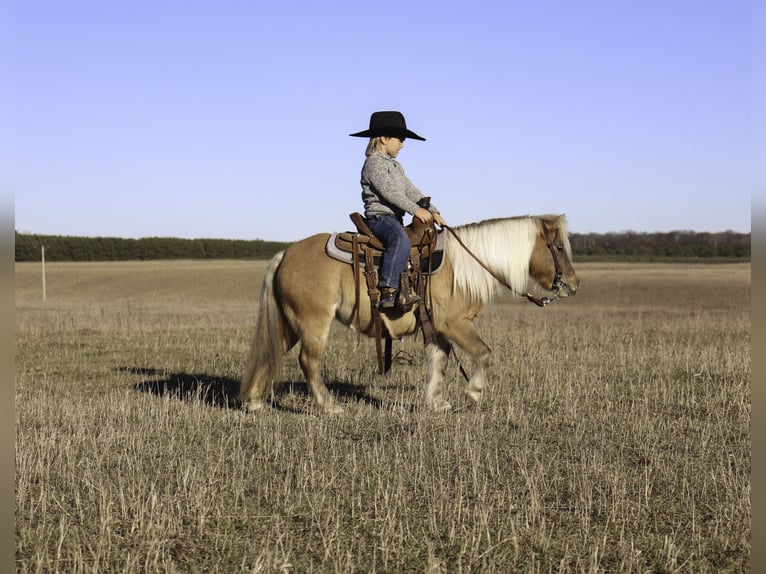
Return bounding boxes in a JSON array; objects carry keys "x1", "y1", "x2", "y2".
[
  {"x1": 465, "y1": 389, "x2": 482, "y2": 403},
  {"x1": 430, "y1": 400, "x2": 453, "y2": 413},
  {"x1": 242, "y1": 399, "x2": 266, "y2": 413},
  {"x1": 320, "y1": 403, "x2": 344, "y2": 415}
]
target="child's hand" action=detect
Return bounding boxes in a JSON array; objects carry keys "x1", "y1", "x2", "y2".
[
  {"x1": 414, "y1": 207, "x2": 433, "y2": 224},
  {"x1": 433, "y1": 213, "x2": 447, "y2": 227}
]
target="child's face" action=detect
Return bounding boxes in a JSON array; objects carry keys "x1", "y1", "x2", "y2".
[{"x1": 381, "y1": 136, "x2": 405, "y2": 158}]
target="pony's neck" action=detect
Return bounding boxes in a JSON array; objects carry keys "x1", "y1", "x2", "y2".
[{"x1": 447, "y1": 217, "x2": 539, "y2": 303}]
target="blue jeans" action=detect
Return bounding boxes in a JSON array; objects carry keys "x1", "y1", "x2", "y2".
[{"x1": 368, "y1": 215, "x2": 411, "y2": 289}]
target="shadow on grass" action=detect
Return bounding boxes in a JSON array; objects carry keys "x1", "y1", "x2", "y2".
[
  {"x1": 125, "y1": 367, "x2": 239, "y2": 410},
  {"x1": 123, "y1": 367, "x2": 406, "y2": 413}
]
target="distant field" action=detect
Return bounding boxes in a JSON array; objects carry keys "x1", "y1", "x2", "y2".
[{"x1": 15, "y1": 260, "x2": 751, "y2": 573}]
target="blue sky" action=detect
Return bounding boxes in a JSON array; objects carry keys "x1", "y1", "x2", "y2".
[{"x1": 11, "y1": 0, "x2": 753, "y2": 242}]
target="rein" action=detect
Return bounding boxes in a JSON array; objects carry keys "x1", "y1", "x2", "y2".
[{"x1": 443, "y1": 221, "x2": 563, "y2": 307}]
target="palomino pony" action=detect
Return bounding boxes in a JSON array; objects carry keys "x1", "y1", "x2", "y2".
[{"x1": 240, "y1": 215, "x2": 580, "y2": 414}]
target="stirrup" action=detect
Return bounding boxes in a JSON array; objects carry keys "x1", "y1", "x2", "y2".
[
  {"x1": 377, "y1": 287, "x2": 397, "y2": 309},
  {"x1": 398, "y1": 290, "x2": 421, "y2": 308},
  {"x1": 397, "y1": 271, "x2": 420, "y2": 309}
]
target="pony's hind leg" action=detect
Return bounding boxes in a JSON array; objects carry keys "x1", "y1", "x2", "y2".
[
  {"x1": 285, "y1": 298, "x2": 342, "y2": 414},
  {"x1": 240, "y1": 334, "x2": 295, "y2": 411},
  {"x1": 240, "y1": 321, "x2": 299, "y2": 411},
  {"x1": 240, "y1": 363, "x2": 271, "y2": 412},
  {"x1": 298, "y1": 328, "x2": 343, "y2": 415}
]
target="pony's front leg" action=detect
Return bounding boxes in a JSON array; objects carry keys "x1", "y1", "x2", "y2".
[
  {"x1": 445, "y1": 319, "x2": 492, "y2": 405},
  {"x1": 426, "y1": 334, "x2": 452, "y2": 412},
  {"x1": 464, "y1": 350, "x2": 492, "y2": 404}
]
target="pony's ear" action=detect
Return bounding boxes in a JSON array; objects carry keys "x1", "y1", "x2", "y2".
[
  {"x1": 547, "y1": 214, "x2": 567, "y2": 230},
  {"x1": 539, "y1": 214, "x2": 567, "y2": 230}
]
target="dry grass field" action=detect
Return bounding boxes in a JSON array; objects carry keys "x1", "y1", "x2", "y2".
[{"x1": 15, "y1": 260, "x2": 750, "y2": 573}]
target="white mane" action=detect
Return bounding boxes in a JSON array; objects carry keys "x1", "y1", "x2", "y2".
[{"x1": 445, "y1": 217, "x2": 541, "y2": 303}]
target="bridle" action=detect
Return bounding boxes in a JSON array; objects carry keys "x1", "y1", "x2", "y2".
[
  {"x1": 531, "y1": 221, "x2": 565, "y2": 306},
  {"x1": 443, "y1": 220, "x2": 566, "y2": 307}
]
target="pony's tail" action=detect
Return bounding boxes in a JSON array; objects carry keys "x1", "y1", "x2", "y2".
[{"x1": 239, "y1": 250, "x2": 289, "y2": 409}]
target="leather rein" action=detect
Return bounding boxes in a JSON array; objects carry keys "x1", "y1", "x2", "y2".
[{"x1": 443, "y1": 221, "x2": 564, "y2": 307}]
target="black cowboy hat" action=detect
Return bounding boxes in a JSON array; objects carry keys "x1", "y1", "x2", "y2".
[{"x1": 349, "y1": 111, "x2": 426, "y2": 141}]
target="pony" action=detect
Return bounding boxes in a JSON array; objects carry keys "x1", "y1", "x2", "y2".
[{"x1": 240, "y1": 215, "x2": 580, "y2": 414}]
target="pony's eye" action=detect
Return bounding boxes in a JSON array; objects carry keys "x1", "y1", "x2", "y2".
[{"x1": 556, "y1": 244, "x2": 564, "y2": 252}]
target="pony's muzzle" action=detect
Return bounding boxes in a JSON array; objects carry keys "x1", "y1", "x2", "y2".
[{"x1": 558, "y1": 279, "x2": 580, "y2": 297}]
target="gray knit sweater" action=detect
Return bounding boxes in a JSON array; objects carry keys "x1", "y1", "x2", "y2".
[{"x1": 360, "y1": 152, "x2": 438, "y2": 220}]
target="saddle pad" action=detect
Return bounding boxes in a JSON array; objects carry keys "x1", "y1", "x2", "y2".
[{"x1": 325, "y1": 231, "x2": 446, "y2": 274}]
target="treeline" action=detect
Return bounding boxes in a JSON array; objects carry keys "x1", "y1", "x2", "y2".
[
  {"x1": 14, "y1": 230, "x2": 750, "y2": 262},
  {"x1": 14, "y1": 232, "x2": 291, "y2": 262},
  {"x1": 569, "y1": 230, "x2": 750, "y2": 261}
]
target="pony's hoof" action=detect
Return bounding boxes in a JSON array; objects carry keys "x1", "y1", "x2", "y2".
[
  {"x1": 242, "y1": 399, "x2": 266, "y2": 412},
  {"x1": 429, "y1": 399, "x2": 453, "y2": 413},
  {"x1": 465, "y1": 388, "x2": 482, "y2": 403},
  {"x1": 314, "y1": 398, "x2": 344, "y2": 415},
  {"x1": 321, "y1": 403, "x2": 344, "y2": 415}
]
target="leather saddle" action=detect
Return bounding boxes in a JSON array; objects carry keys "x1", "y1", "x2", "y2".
[{"x1": 332, "y1": 212, "x2": 439, "y2": 261}]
